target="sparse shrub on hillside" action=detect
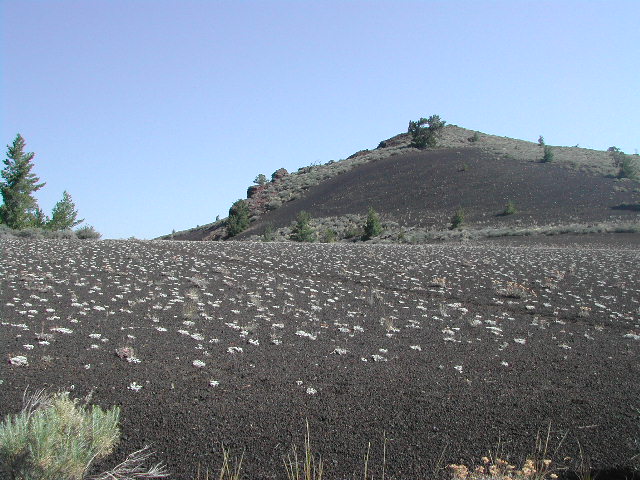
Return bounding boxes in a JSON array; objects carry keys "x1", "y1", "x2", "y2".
[
  {"x1": 450, "y1": 208, "x2": 465, "y2": 230},
  {"x1": 15, "y1": 227, "x2": 44, "y2": 239},
  {"x1": 262, "y1": 223, "x2": 275, "y2": 242},
  {"x1": 321, "y1": 229, "x2": 337, "y2": 243},
  {"x1": 377, "y1": 141, "x2": 388, "y2": 149},
  {"x1": 47, "y1": 191, "x2": 84, "y2": 231},
  {"x1": 254, "y1": 174, "x2": 267, "y2": 186},
  {"x1": 0, "y1": 389, "x2": 167, "y2": 480},
  {"x1": 344, "y1": 226, "x2": 362, "y2": 240},
  {"x1": 469, "y1": 132, "x2": 479, "y2": 143},
  {"x1": 503, "y1": 201, "x2": 517, "y2": 216},
  {"x1": 266, "y1": 198, "x2": 283, "y2": 211},
  {"x1": 75, "y1": 225, "x2": 101, "y2": 240},
  {"x1": 541, "y1": 146, "x2": 554, "y2": 163},
  {"x1": 620, "y1": 156, "x2": 639, "y2": 180},
  {"x1": 271, "y1": 168, "x2": 289, "y2": 182},
  {"x1": 362, "y1": 207, "x2": 383, "y2": 240},
  {"x1": 609, "y1": 147, "x2": 639, "y2": 180},
  {"x1": 47, "y1": 229, "x2": 76, "y2": 240},
  {"x1": 408, "y1": 115, "x2": 446, "y2": 149},
  {"x1": 227, "y1": 199, "x2": 250, "y2": 237},
  {"x1": 290, "y1": 211, "x2": 315, "y2": 242}
]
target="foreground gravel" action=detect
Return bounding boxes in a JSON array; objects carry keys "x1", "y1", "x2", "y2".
[{"x1": 1, "y1": 238, "x2": 638, "y2": 479}]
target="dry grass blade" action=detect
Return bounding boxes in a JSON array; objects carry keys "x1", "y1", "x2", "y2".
[
  {"x1": 88, "y1": 446, "x2": 169, "y2": 479},
  {"x1": 284, "y1": 420, "x2": 323, "y2": 480},
  {"x1": 218, "y1": 444, "x2": 244, "y2": 480}
]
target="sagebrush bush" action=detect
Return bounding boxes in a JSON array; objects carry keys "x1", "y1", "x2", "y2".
[
  {"x1": 15, "y1": 227, "x2": 44, "y2": 239},
  {"x1": 503, "y1": 201, "x2": 517, "y2": 216},
  {"x1": 321, "y1": 229, "x2": 337, "y2": 243},
  {"x1": 450, "y1": 208, "x2": 465, "y2": 230},
  {"x1": 541, "y1": 146, "x2": 554, "y2": 163},
  {"x1": 75, "y1": 225, "x2": 101, "y2": 240},
  {"x1": 0, "y1": 390, "x2": 167, "y2": 480}
]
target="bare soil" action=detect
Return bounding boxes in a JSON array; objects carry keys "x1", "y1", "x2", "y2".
[{"x1": 1, "y1": 239, "x2": 638, "y2": 479}]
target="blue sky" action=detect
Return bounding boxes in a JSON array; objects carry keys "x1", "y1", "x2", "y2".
[{"x1": 2, "y1": 1, "x2": 638, "y2": 239}]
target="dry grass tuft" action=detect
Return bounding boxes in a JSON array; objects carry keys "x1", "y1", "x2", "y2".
[{"x1": 284, "y1": 421, "x2": 324, "y2": 480}]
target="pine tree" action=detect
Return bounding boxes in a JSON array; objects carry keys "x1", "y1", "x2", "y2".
[
  {"x1": 31, "y1": 207, "x2": 49, "y2": 228},
  {"x1": 290, "y1": 211, "x2": 314, "y2": 242},
  {"x1": 362, "y1": 207, "x2": 382, "y2": 240},
  {"x1": 47, "y1": 191, "x2": 84, "y2": 230},
  {"x1": 0, "y1": 134, "x2": 45, "y2": 229}
]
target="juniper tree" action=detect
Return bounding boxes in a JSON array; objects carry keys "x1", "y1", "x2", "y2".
[
  {"x1": 254, "y1": 174, "x2": 267, "y2": 186},
  {"x1": 408, "y1": 115, "x2": 446, "y2": 149},
  {"x1": 227, "y1": 199, "x2": 250, "y2": 237},
  {"x1": 0, "y1": 134, "x2": 45, "y2": 229},
  {"x1": 47, "y1": 191, "x2": 84, "y2": 230},
  {"x1": 362, "y1": 207, "x2": 382, "y2": 240}
]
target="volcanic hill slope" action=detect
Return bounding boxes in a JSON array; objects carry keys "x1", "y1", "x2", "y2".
[{"x1": 161, "y1": 124, "x2": 639, "y2": 243}]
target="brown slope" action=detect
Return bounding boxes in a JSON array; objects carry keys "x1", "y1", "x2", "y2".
[{"x1": 234, "y1": 147, "x2": 639, "y2": 238}]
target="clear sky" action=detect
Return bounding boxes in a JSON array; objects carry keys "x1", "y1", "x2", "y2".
[{"x1": 2, "y1": 1, "x2": 638, "y2": 239}]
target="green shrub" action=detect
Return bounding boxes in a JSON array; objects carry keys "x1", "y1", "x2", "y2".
[
  {"x1": 75, "y1": 225, "x2": 101, "y2": 240},
  {"x1": 362, "y1": 207, "x2": 382, "y2": 240},
  {"x1": 262, "y1": 223, "x2": 275, "y2": 242},
  {"x1": 227, "y1": 199, "x2": 250, "y2": 237},
  {"x1": 0, "y1": 390, "x2": 166, "y2": 480},
  {"x1": 541, "y1": 145, "x2": 554, "y2": 163},
  {"x1": 290, "y1": 211, "x2": 314, "y2": 242},
  {"x1": 503, "y1": 201, "x2": 517, "y2": 216},
  {"x1": 321, "y1": 229, "x2": 337, "y2": 243},
  {"x1": 469, "y1": 132, "x2": 479, "y2": 143},
  {"x1": 609, "y1": 148, "x2": 640, "y2": 180},
  {"x1": 408, "y1": 115, "x2": 446, "y2": 149},
  {"x1": 450, "y1": 208, "x2": 465, "y2": 230}
]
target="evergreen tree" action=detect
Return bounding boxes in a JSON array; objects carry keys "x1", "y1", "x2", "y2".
[
  {"x1": 47, "y1": 191, "x2": 84, "y2": 230},
  {"x1": 0, "y1": 134, "x2": 45, "y2": 229},
  {"x1": 290, "y1": 211, "x2": 314, "y2": 242},
  {"x1": 408, "y1": 115, "x2": 446, "y2": 149},
  {"x1": 362, "y1": 207, "x2": 382, "y2": 240},
  {"x1": 31, "y1": 207, "x2": 49, "y2": 228},
  {"x1": 227, "y1": 199, "x2": 250, "y2": 237}
]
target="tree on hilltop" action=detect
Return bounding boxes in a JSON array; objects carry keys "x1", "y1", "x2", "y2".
[
  {"x1": 0, "y1": 134, "x2": 46, "y2": 229},
  {"x1": 48, "y1": 190, "x2": 84, "y2": 230},
  {"x1": 408, "y1": 115, "x2": 446, "y2": 149}
]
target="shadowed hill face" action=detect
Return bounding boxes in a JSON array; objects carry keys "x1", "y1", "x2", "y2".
[{"x1": 233, "y1": 148, "x2": 639, "y2": 238}]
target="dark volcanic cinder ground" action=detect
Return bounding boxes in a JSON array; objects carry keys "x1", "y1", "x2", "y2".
[{"x1": 1, "y1": 239, "x2": 639, "y2": 479}]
